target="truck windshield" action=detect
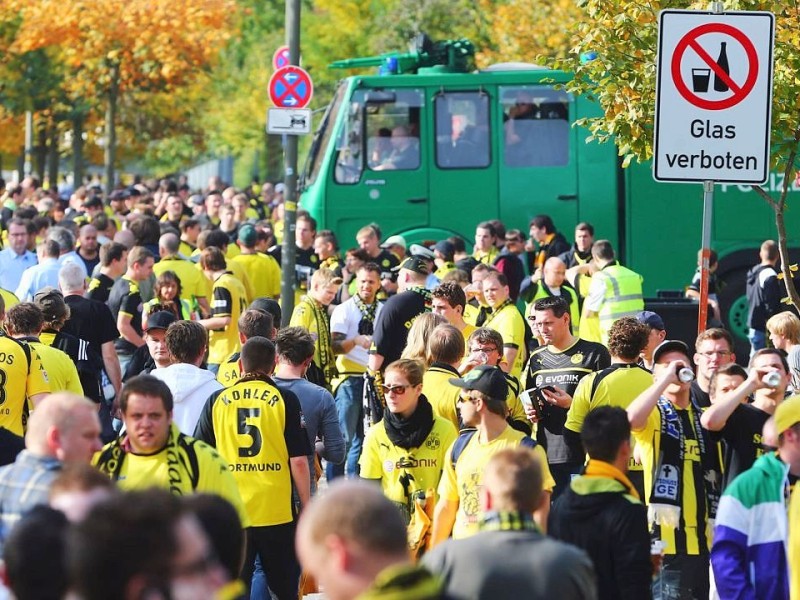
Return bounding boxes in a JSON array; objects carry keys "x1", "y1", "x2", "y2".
[
  {"x1": 335, "y1": 88, "x2": 424, "y2": 184},
  {"x1": 304, "y1": 82, "x2": 347, "y2": 188}
]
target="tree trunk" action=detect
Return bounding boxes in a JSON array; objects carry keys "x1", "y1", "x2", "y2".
[
  {"x1": 104, "y1": 62, "x2": 120, "y2": 197},
  {"x1": 72, "y1": 113, "x2": 85, "y2": 188},
  {"x1": 35, "y1": 115, "x2": 47, "y2": 180},
  {"x1": 47, "y1": 118, "x2": 59, "y2": 191},
  {"x1": 774, "y1": 208, "x2": 800, "y2": 309}
]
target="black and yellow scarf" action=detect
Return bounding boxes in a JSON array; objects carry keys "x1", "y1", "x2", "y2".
[
  {"x1": 94, "y1": 424, "x2": 200, "y2": 496},
  {"x1": 299, "y1": 295, "x2": 337, "y2": 383},
  {"x1": 353, "y1": 293, "x2": 378, "y2": 336},
  {"x1": 479, "y1": 510, "x2": 539, "y2": 533},
  {"x1": 650, "y1": 397, "x2": 721, "y2": 529}
]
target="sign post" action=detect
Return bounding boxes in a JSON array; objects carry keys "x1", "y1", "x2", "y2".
[
  {"x1": 280, "y1": 0, "x2": 303, "y2": 325},
  {"x1": 654, "y1": 7, "x2": 774, "y2": 332}
]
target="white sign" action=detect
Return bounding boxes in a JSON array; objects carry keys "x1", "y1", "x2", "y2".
[
  {"x1": 266, "y1": 108, "x2": 312, "y2": 135},
  {"x1": 653, "y1": 10, "x2": 774, "y2": 184}
]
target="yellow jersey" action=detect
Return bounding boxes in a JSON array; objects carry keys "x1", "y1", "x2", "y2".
[
  {"x1": 93, "y1": 423, "x2": 248, "y2": 526},
  {"x1": 193, "y1": 376, "x2": 312, "y2": 527},
  {"x1": 27, "y1": 340, "x2": 82, "y2": 396},
  {"x1": 216, "y1": 352, "x2": 241, "y2": 387},
  {"x1": 423, "y1": 364, "x2": 462, "y2": 430},
  {"x1": 483, "y1": 302, "x2": 527, "y2": 378},
  {"x1": 360, "y1": 414, "x2": 457, "y2": 520},
  {"x1": 0, "y1": 334, "x2": 51, "y2": 436},
  {"x1": 231, "y1": 252, "x2": 281, "y2": 299},
  {"x1": 438, "y1": 426, "x2": 554, "y2": 539},
  {"x1": 632, "y1": 401, "x2": 711, "y2": 556},
  {"x1": 208, "y1": 272, "x2": 247, "y2": 365}
]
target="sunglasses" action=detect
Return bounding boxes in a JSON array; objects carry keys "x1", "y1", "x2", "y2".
[
  {"x1": 380, "y1": 384, "x2": 411, "y2": 395},
  {"x1": 458, "y1": 392, "x2": 481, "y2": 404}
]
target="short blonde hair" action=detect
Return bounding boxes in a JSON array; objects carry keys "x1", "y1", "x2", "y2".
[
  {"x1": 767, "y1": 311, "x2": 800, "y2": 344},
  {"x1": 310, "y1": 268, "x2": 343, "y2": 289},
  {"x1": 483, "y1": 448, "x2": 543, "y2": 513}
]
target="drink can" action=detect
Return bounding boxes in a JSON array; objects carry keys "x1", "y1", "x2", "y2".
[
  {"x1": 762, "y1": 371, "x2": 782, "y2": 388},
  {"x1": 678, "y1": 367, "x2": 694, "y2": 383}
]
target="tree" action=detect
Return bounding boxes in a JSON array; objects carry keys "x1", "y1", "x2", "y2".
[
  {"x1": 475, "y1": 0, "x2": 584, "y2": 67},
  {"x1": 554, "y1": 0, "x2": 800, "y2": 308},
  {"x1": 8, "y1": 0, "x2": 238, "y2": 193}
]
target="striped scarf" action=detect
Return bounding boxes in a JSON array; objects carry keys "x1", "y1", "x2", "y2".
[
  {"x1": 479, "y1": 510, "x2": 539, "y2": 533},
  {"x1": 300, "y1": 295, "x2": 337, "y2": 382}
]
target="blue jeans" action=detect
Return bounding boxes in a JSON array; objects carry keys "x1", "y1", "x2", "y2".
[
  {"x1": 326, "y1": 376, "x2": 364, "y2": 480},
  {"x1": 748, "y1": 328, "x2": 766, "y2": 359}
]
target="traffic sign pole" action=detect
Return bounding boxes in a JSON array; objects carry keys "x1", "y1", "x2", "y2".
[
  {"x1": 698, "y1": 2, "x2": 723, "y2": 334},
  {"x1": 698, "y1": 180, "x2": 715, "y2": 333},
  {"x1": 280, "y1": 0, "x2": 302, "y2": 325}
]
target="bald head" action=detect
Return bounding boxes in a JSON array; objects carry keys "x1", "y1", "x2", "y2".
[
  {"x1": 543, "y1": 257, "x2": 566, "y2": 288},
  {"x1": 26, "y1": 393, "x2": 101, "y2": 462}
]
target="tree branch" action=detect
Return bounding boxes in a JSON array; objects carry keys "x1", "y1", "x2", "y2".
[{"x1": 752, "y1": 185, "x2": 778, "y2": 211}]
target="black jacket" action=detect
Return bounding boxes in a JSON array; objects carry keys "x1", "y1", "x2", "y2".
[
  {"x1": 526, "y1": 231, "x2": 570, "y2": 273},
  {"x1": 549, "y1": 472, "x2": 652, "y2": 600},
  {"x1": 746, "y1": 263, "x2": 781, "y2": 330}
]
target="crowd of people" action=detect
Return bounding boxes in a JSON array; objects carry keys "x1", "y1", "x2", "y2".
[{"x1": 0, "y1": 174, "x2": 798, "y2": 600}]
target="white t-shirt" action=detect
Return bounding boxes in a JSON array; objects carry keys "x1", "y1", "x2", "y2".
[{"x1": 330, "y1": 296, "x2": 383, "y2": 369}]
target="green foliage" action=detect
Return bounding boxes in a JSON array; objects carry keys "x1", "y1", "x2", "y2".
[{"x1": 555, "y1": 0, "x2": 800, "y2": 172}]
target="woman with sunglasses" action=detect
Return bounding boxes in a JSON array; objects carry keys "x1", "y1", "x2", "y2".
[{"x1": 360, "y1": 359, "x2": 458, "y2": 532}]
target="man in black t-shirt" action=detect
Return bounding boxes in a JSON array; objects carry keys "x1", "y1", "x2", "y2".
[
  {"x1": 368, "y1": 256, "x2": 431, "y2": 372},
  {"x1": 107, "y1": 247, "x2": 154, "y2": 369},
  {"x1": 525, "y1": 296, "x2": 610, "y2": 498},
  {"x1": 701, "y1": 349, "x2": 790, "y2": 489},
  {"x1": 58, "y1": 262, "x2": 122, "y2": 441},
  {"x1": 87, "y1": 242, "x2": 128, "y2": 303},
  {"x1": 34, "y1": 287, "x2": 105, "y2": 404}
]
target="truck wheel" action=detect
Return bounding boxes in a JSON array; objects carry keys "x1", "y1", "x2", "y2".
[{"x1": 726, "y1": 295, "x2": 749, "y2": 342}]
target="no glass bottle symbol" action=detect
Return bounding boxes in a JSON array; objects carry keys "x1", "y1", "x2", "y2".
[
  {"x1": 671, "y1": 23, "x2": 759, "y2": 111},
  {"x1": 692, "y1": 42, "x2": 729, "y2": 93}
]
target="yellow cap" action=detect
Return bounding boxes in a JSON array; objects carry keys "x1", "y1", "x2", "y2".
[{"x1": 774, "y1": 394, "x2": 800, "y2": 436}]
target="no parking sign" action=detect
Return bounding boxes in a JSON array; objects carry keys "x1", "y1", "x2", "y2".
[
  {"x1": 268, "y1": 65, "x2": 314, "y2": 109},
  {"x1": 653, "y1": 10, "x2": 774, "y2": 184}
]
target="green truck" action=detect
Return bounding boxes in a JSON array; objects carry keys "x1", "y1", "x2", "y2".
[{"x1": 299, "y1": 38, "x2": 800, "y2": 348}]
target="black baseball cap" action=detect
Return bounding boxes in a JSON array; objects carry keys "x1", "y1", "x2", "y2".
[
  {"x1": 449, "y1": 365, "x2": 508, "y2": 401},
  {"x1": 653, "y1": 339, "x2": 691, "y2": 364},
  {"x1": 33, "y1": 287, "x2": 69, "y2": 321},
  {"x1": 143, "y1": 311, "x2": 177, "y2": 332},
  {"x1": 393, "y1": 255, "x2": 431, "y2": 276}
]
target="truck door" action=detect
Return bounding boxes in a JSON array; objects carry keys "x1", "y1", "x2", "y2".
[
  {"x1": 497, "y1": 86, "x2": 578, "y2": 232},
  {"x1": 326, "y1": 88, "x2": 429, "y2": 240},
  {"x1": 428, "y1": 90, "x2": 499, "y2": 239}
]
